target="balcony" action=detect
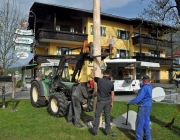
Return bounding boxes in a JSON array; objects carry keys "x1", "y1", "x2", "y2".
[
  {"x1": 132, "y1": 35, "x2": 172, "y2": 49},
  {"x1": 132, "y1": 56, "x2": 174, "y2": 65},
  {"x1": 36, "y1": 29, "x2": 88, "y2": 46}
]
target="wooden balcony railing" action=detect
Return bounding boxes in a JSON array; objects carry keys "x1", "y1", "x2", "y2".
[
  {"x1": 132, "y1": 35, "x2": 172, "y2": 48},
  {"x1": 132, "y1": 56, "x2": 174, "y2": 65},
  {"x1": 36, "y1": 28, "x2": 88, "y2": 43}
]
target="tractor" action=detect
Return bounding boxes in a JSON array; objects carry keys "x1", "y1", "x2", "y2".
[
  {"x1": 30, "y1": 47, "x2": 95, "y2": 117},
  {"x1": 30, "y1": 40, "x2": 112, "y2": 117}
]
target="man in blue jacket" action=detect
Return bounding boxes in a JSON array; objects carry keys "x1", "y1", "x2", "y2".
[{"x1": 127, "y1": 75, "x2": 152, "y2": 140}]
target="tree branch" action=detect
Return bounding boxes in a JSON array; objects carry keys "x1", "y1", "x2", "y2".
[{"x1": 161, "y1": 5, "x2": 177, "y2": 20}]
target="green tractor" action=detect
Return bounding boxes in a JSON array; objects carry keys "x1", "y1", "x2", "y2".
[{"x1": 30, "y1": 51, "x2": 94, "y2": 117}]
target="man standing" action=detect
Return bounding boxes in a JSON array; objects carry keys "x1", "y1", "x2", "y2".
[
  {"x1": 90, "y1": 68, "x2": 114, "y2": 136},
  {"x1": 127, "y1": 75, "x2": 152, "y2": 140},
  {"x1": 67, "y1": 81, "x2": 93, "y2": 128}
]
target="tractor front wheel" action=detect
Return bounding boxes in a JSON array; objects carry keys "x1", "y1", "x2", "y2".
[
  {"x1": 48, "y1": 92, "x2": 68, "y2": 117},
  {"x1": 30, "y1": 81, "x2": 47, "y2": 107}
]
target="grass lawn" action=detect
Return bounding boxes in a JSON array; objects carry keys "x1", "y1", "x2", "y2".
[{"x1": 0, "y1": 100, "x2": 180, "y2": 140}]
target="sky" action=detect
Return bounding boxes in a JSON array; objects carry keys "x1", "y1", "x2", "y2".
[
  {"x1": 13, "y1": 0, "x2": 150, "y2": 67},
  {"x1": 17, "y1": 0, "x2": 150, "y2": 18}
]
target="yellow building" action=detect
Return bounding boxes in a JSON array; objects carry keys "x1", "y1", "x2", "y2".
[{"x1": 27, "y1": 2, "x2": 176, "y2": 83}]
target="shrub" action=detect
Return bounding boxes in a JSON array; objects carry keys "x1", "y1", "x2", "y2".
[{"x1": 16, "y1": 80, "x2": 22, "y2": 88}]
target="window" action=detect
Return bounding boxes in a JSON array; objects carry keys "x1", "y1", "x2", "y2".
[
  {"x1": 90, "y1": 25, "x2": 106, "y2": 36},
  {"x1": 56, "y1": 25, "x2": 60, "y2": 31},
  {"x1": 175, "y1": 59, "x2": 179, "y2": 64},
  {"x1": 117, "y1": 49, "x2": 129, "y2": 58},
  {"x1": 134, "y1": 32, "x2": 139, "y2": 37},
  {"x1": 117, "y1": 30, "x2": 130, "y2": 40},
  {"x1": 45, "y1": 48, "x2": 48, "y2": 55},
  {"x1": 134, "y1": 52, "x2": 146, "y2": 57},
  {"x1": 150, "y1": 33, "x2": 157, "y2": 38},
  {"x1": 61, "y1": 26, "x2": 69, "y2": 31},
  {"x1": 150, "y1": 33, "x2": 162, "y2": 38},
  {"x1": 56, "y1": 25, "x2": 75, "y2": 32},
  {"x1": 90, "y1": 25, "x2": 94, "y2": 35},
  {"x1": 101, "y1": 26, "x2": 106, "y2": 37},
  {"x1": 57, "y1": 47, "x2": 70, "y2": 55},
  {"x1": 70, "y1": 27, "x2": 74, "y2": 32},
  {"x1": 83, "y1": 26, "x2": 86, "y2": 34},
  {"x1": 149, "y1": 50, "x2": 161, "y2": 57},
  {"x1": 134, "y1": 32, "x2": 146, "y2": 37}
]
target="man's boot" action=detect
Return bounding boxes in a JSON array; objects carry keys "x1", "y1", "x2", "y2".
[{"x1": 75, "y1": 122, "x2": 84, "y2": 128}]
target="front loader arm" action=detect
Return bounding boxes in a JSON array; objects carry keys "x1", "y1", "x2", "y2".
[{"x1": 71, "y1": 52, "x2": 85, "y2": 82}]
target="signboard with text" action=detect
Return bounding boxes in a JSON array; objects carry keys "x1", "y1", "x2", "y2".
[
  {"x1": 14, "y1": 45, "x2": 32, "y2": 52},
  {"x1": 13, "y1": 37, "x2": 33, "y2": 44},
  {"x1": 15, "y1": 29, "x2": 33, "y2": 36},
  {"x1": 16, "y1": 52, "x2": 29, "y2": 59}
]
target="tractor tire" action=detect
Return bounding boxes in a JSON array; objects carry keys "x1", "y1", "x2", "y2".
[
  {"x1": 30, "y1": 81, "x2": 47, "y2": 107},
  {"x1": 48, "y1": 92, "x2": 68, "y2": 117},
  {"x1": 82, "y1": 98, "x2": 94, "y2": 112}
]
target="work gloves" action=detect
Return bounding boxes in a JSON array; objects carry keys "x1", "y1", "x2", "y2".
[
  {"x1": 81, "y1": 99, "x2": 87, "y2": 105},
  {"x1": 88, "y1": 94, "x2": 93, "y2": 99}
]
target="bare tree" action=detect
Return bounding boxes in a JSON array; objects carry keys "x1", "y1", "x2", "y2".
[
  {"x1": 0, "y1": 0, "x2": 23, "y2": 74},
  {"x1": 139, "y1": 0, "x2": 180, "y2": 55},
  {"x1": 140, "y1": 0, "x2": 180, "y2": 26}
]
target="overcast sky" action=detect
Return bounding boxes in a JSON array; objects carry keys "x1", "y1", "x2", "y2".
[{"x1": 12, "y1": 0, "x2": 150, "y2": 67}]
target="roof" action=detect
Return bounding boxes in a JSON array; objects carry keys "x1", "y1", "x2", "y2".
[
  {"x1": 167, "y1": 50, "x2": 180, "y2": 58},
  {"x1": 29, "y1": 2, "x2": 176, "y2": 31},
  {"x1": 169, "y1": 67, "x2": 180, "y2": 71}
]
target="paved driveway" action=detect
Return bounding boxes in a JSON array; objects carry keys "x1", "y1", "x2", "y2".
[{"x1": 0, "y1": 83, "x2": 180, "y2": 104}]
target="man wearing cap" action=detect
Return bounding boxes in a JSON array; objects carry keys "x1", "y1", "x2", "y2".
[{"x1": 127, "y1": 75, "x2": 152, "y2": 140}]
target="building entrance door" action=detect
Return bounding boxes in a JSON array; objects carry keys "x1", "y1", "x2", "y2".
[{"x1": 151, "y1": 70, "x2": 160, "y2": 83}]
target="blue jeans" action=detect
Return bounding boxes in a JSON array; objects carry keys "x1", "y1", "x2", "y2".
[{"x1": 136, "y1": 106, "x2": 152, "y2": 140}]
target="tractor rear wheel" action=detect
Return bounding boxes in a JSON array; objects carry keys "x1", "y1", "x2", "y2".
[
  {"x1": 48, "y1": 92, "x2": 68, "y2": 117},
  {"x1": 30, "y1": 81, "x2": 47, "y2": 107},
  {"x1": 82, "y1": 98, "x2": 94, "y2": 112}
]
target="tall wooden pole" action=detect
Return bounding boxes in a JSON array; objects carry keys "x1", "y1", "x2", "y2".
[{"x1": 93, "y1": 0, "x2": 102, "y2": 127}]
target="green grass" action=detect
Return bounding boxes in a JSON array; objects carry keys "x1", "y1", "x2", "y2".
[{"x1": 0, "y1": 100, "x2": 180, "y2": 140}]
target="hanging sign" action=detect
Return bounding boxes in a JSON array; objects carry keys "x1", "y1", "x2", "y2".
[
  {"x1": 16, "y1": 52, "x2": 29, "y2": 59},
  {"x1": 13, "y1": 37, "x2": 33, "y2": 44},
  {"x1": 15, "y1": 29, "x2": 33, "y2": 36},
  {"x1": 14, "y1": 45, "x2": 32, "y2": 51}
]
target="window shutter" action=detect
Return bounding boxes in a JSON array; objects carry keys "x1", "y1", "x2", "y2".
[
  {"x1": 91, "y1": 25, "x2": 94, "y2": 35},
  {"x1": 57, "y1": 47, "x2": 61, "y2": 55},
  {"x1": 126, "y1": 50, "x2": 130, "y2": 58},
  {"x1": 117, "y1": 30, "x2": 120, "y2": 39},
  {"x1": 103, "y1": 27, "x2": 106, "y2": 37},
  {"x1": 126, "y1": 31, "x2": 130, "y2": 40}
]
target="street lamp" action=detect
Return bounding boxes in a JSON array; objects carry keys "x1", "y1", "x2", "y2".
[{"x1": 29, "y1": 11, "x2": 36, "y2": 63}]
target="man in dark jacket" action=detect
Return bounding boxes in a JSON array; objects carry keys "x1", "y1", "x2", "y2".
[
  {"x1": 127, "y1": 75, "x2": 152, "y2": 140},
  {"x1": 67, "y1": 81, "x2": 92, "y2": 128},
  {"x1": 90, "y1": 68, "x2": 114, "y2": 136}
]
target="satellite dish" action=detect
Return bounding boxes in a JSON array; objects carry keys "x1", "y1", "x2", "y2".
[
  {"x1": 16, "y1": 52, "x2": 29, "y2": 59},
  {"x1": 152, "y1": 87, "x2": 165, "y2": 102}
]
